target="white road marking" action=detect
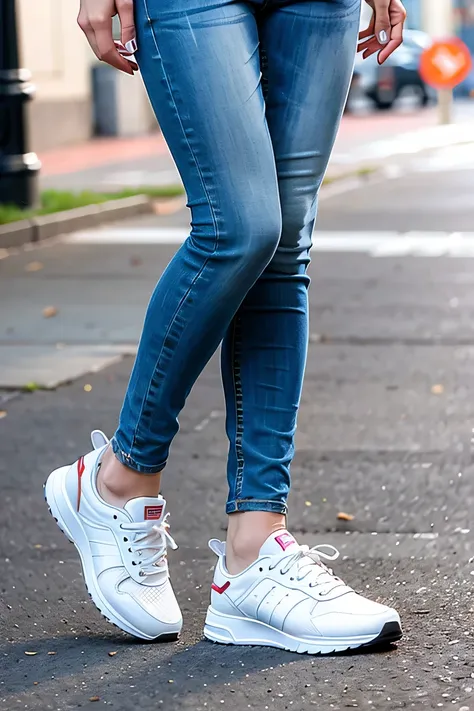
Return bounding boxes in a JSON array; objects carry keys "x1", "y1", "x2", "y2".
[
  {"x1": 66, "y1": 227, "x2": 188, "y2": 244},
  {"x1": 65, "y1": 228, "x2": 474, "y2": 257},
  {"x1": 194, "y1": 410, "x2": 225, "y2": 432},
  {"x1": 411, "y1": 143, "x2": 474, "y2": 173},
  {"x1": 100, "y1": 169, "x2": 180, "y2": 187}
]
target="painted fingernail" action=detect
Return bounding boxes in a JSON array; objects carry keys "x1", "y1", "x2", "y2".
[
  {"x1": 125, "y1": 38, "x2": 137, "y2": 53},
  {"x1": 378, "y1": 29, "x2": 389, "y2": 44}
]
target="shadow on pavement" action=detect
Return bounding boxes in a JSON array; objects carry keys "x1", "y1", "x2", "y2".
[{"x1": 0, "y1": 629, "x2": 400, "y2": 698}]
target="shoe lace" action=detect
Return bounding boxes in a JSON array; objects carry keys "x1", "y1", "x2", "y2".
[
  {"x1": 120, "y1": 513, "x2": 178, "y2": 577},
  {"x1": 271, "y1": 544, "x2": 346, "y2": 596}
]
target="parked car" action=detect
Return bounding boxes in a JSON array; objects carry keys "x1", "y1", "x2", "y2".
[{"x1": 349, "y1": 29, "x2": 435, "y2": 110}]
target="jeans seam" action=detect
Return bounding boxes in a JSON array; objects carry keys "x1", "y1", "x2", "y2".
[
  {"x1": 283, "y1": 0, "x2": 361, "y2": 20},
  {"x1": 236, "y1": 499, "x2": 284, "y2": 504},
  {"x1": 226, "y1": 500, "x2": 288, "y2": 514},
  {"x1": 231, "y1": 316, "x2": 245, "y2": 499},
  {"x1": 111, "y1": 437, "x2": 167, "y2": 474},
  {"x1": 130, "y1": 0, "x2": 220, "y2": 455}
]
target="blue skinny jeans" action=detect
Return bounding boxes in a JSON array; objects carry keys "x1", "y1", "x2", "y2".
[{"x1": 112, "y1": 0, "x2": 361, "y2": 514}]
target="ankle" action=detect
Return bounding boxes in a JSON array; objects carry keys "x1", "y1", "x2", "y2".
[
  {"x1": 97, "y1": 446, "x2": 162, "y2": 508},
  {"x1": 226, "y1": 511, "x2": 286, "y2": 574}
]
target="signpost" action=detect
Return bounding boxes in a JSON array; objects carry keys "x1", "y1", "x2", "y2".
[
  {"x1": 0, "y1": 0, "x2": 40, "y2": 208},
  {"x1": 419, "y1": 38, "x2": 472, "y2": 124}
]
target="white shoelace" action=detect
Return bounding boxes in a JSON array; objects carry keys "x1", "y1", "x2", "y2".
[
  {"x1": 270, "y1": 544, "x2": 346, "y2": 596},
  {"x1": 121, "y1": 513, "x2": 178, "y2": 577}
]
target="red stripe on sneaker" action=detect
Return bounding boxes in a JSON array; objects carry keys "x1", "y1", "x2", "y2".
[
  {"x1": 76, "y1": 456, "x2": 85, "y2": 511},
  {"x1": 211, "y1": 581, "x2": 230, "y2": 595}
]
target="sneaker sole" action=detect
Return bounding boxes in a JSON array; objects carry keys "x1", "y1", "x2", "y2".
[
  {"x1": 204, "y1": 606, "x2": 402, "y2": 655},
  {"x1": 44, "y1": 466, "x2": 182, "y2": 642}
]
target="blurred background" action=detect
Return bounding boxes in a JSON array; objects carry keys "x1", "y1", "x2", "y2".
[{"x1": 12, "y1": 0, "x2": 474, "y2": 152}]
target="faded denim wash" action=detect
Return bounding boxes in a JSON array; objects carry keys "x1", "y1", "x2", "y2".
[{"x1": 112, "y1": 0, "x2": 361, "y2": 514}]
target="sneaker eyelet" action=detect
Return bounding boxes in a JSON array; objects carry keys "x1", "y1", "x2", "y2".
[
  {"x1": 113, "y1": 515, "x2": 118, "y2": 520},
  {"x1": 132, "y1": 561, "x2": 137, "y2": 566},
  {"x1": 290, "y1": 577, "x2": 294, "y2": 581},
  {"x1": 139, "y1": 571, "x2": 145, "y2": 577},
  {"x1": 259, "y1": 567, "x2": 263, "y2": 572},
  {"x1": 123, "y1": 537, "x2": 128, "y2": 542}
]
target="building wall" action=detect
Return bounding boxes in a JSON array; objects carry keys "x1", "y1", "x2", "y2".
[
  {"x1": 404, "y1": 0, "x2": 422, "y2": 29},
  {"x1": 17, "y1": 0, "x2": 92, "y2": 152}
]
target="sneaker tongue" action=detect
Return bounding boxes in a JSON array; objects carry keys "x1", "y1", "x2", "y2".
[
  {"x1": 124, "y1": 495, "x2": 166, "y2": 523},
  {"x1": 259, "y1": 530, "x2": 299, "y2": 556}
]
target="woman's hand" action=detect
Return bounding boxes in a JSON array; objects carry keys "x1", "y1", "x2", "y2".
[
  {"x1": 358, "y1": 0, "x2": 407, "y2": 65},
  {"x1": 78, "y1": 0, "x2": 138, "y2": 75}
]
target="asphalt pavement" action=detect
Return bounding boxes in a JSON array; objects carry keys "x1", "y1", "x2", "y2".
[{"x1": 1, "y1": 142, "x2": 474, "y2": 710}]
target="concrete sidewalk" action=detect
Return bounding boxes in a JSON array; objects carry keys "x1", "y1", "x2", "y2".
[
  {"x1": 38, "y1": 103, "x2": 474, "y2": 193},
  {"x1": 1, "y1": 241, "x2": 474, "y2": 710}
]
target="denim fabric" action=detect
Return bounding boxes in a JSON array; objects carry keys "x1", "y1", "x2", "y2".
[{"x1": 112, "y1": 0, "x2": 361, "y2": 513}]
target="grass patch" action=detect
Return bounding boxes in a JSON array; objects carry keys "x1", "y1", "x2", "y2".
[
  {"x1": 0, "y1": 186, "x2": 185, "y2": 225},
  {"x1": 322, "y1": 165, "x2": 378, "y2": 186},
  {"x1": 0, "y1": 167, "x2": 379, "y2": 226}
]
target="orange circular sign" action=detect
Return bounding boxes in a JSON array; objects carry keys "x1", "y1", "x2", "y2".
[{"x1": 420, "y1": 38, "x2": 472, "y2": 90}]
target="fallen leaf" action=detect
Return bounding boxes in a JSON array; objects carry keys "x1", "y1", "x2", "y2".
[
  {"x1": 25, "y1": 261, "x2": 44, "y2": 272},
  {"x1": 89, "y1": 697, "x2": 100, "y2": 703},
  {"x1": 42, "y1": 306, "x2": 58, "y2": 318},
  {"x1": 83, "y1": 384, "x2": 92, "y2": 392},
  {"x1": 337, "y1": 512, "x2": 355, "y2": 521},
  {"x1": 33, "y1": 544, "x2": 42, "y2": 549},
  {"x1": 431, "y1": 384, "x2": 444, "y2": 395},
  {"x1": 25, "y1": 651, "x2": 38, "y2": 656},
  {"x1": 47, "y1": 651, "x2": 56, "y2": 655},
  {"x1": 304, "y1": 501, "x2": 312, "y2": 507},
  {"x1": 108, "y1": 651, "x2": 118, "y2": 657},
  {"x1": 0, "y1": 411, "x2": 6, "y2": 419},
  {"x1": 33, "y1": 682, "x2": 39, "y2": 685}
]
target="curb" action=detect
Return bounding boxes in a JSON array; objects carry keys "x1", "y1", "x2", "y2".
[{"x1": 0, "y1": 195, "x2": 153, "y2": 250}]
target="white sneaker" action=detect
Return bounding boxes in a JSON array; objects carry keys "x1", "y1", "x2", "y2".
[
  {"x1": 44, "y1": 430, "x2": 182, "y2": 641},
  {"x1": 204, "y1": 530, "x2": 401, "y2": 654}
]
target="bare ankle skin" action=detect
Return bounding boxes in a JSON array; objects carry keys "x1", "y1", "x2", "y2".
[
  {"x1": 225, "y1": 511, "x2": 286, "y2": 575},
  {"x1": 96, "y1": 445, "x2": 162, "y2": 508}
]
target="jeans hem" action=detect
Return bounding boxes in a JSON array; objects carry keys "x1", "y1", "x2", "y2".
[
  {"x1": 111, "y1": 436, "x2": 167, "y2": 475},
  {"x1": 226, "y1": 499, "x2": 288, "y2": 514}
]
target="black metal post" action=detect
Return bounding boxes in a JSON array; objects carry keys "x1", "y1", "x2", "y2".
[{"x1": 0, "y1": 0, "x2": 40, "y2": 208}]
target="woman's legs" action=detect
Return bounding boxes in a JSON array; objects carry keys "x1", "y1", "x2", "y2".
[
  {"x1": 100, "y1": 0, "x2": 283, "y2": 497},
  {"x1": 223, "y1": 0, "x2": 361, "y2": 572}
]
